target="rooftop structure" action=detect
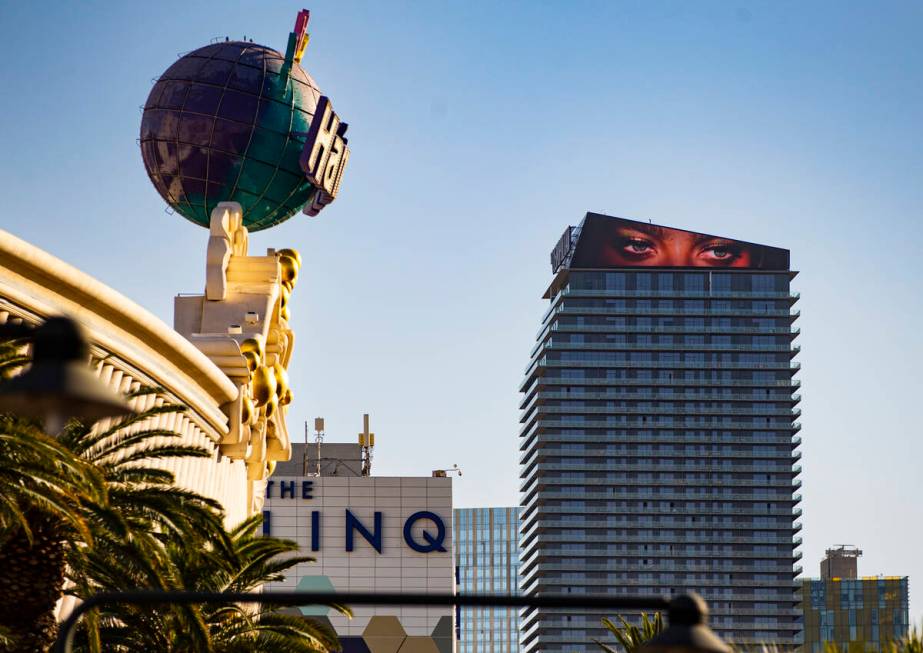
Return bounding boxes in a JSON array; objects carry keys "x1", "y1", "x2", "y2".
[
  {"x1": 821, "y1": 545, "x2": 863, "y2": 580},
  {"x1": 273, "y1": 441, "x2": 363, "y2": 477}
]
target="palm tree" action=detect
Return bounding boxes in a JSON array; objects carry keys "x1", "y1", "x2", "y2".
[
  {"x1": 61, "y1": 386, "x2": 229, "y2": 556},
  {"x1": 70, "y1": 514, "x2": 346, "y2": 652},
  {"x1": 0, "y1": 332, "x2": 343, "y2": 651},
  {"x1": 0, "y1": 332, "x2": 108, "y2": 650},
  {"x1": 59, "y1": 387, "x2": 232, "y2": 651},
  {"x1": 595, "y1": 612, "x2": 664, "y2": 653},
  {"x1": 62, "y1": 389, "x2": 345, "y2": 651},
  {"x1": 0, "y1": 366, "x2": 220, "y2": 650}
]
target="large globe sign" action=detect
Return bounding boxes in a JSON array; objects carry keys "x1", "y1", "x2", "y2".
[{"x1": 140, "y1": 11, "x2": 348, "y2": 231}]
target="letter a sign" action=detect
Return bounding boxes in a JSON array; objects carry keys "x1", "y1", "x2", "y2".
[{"x1": 300, "y1": 96, "x2": 350, "y2": 216}]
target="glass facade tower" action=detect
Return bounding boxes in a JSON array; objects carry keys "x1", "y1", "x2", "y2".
[
  {"x1": 455, "y1": 507, "x2": 521, "y2": 653},
  {"x1": 519, "y1": 214, "x2": 803, "y2": 651}
]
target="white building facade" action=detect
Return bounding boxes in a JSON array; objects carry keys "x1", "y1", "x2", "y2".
[{"x1": 263, "y1": 475, "x2": 455, "y2": 653}]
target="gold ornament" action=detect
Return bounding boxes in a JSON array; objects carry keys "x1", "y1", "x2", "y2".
[
  {"x1": 251, "y1": 366, "x2": 277, "y2": 407},
  {"x1": 279, "y1": 253, "x2": 299, "y2": 290},
  {"x1": 240, "y1": 338, "x2": 264, "y2": 373},
  {"x1": 241, "y1": 394, "x2": 255, "y2": 424},
  {"x1": 265, "y1": 394, "x2": 279, "y2": 419},
  {"x1": 273, "y1": 363, "x2": 290, "y2": 399},
  {"x1": 279, "y1": 285, "x2": 291, "y2": 322},
  {"x1": 278, "y1": 248, "x2": 302, "y2": 267}
]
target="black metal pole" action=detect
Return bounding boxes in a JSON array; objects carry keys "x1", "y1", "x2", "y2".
[{"x1": 53, "y1": 590, "x2": 670, "y2": 653}]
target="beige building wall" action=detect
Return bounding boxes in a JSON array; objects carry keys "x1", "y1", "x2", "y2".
[{"x1": 264, "y1": 476, "x2": 455, "y2": 651}]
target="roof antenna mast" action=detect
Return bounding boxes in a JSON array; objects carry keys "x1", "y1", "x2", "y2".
[
  {"x1": 359, "y1": 413, "x2": 374, "y2": 477},
  {"x1": 313, "y1": 417, "x2": 325, "y2": 477}
]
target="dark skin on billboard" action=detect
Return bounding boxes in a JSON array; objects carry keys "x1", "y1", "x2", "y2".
[{"x1": 601, "y1": 222, "x2": 753, "y2": 268}]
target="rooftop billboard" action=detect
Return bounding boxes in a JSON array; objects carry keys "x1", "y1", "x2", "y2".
[{"x1": 569, "y1": 214, "x2": 790, "y2": 270}]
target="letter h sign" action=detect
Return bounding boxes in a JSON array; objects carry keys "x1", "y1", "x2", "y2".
[{"x1": 300, "y1": 96, "x2": 349, "y2": 216}]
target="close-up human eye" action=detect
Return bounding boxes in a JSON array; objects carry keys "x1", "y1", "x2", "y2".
[
  {"x1": 699, "y1": 241, "x2": 741, "y2": 263},
  {"x1": 620, "y1": 236, "x2": 656, "y2": 256}
]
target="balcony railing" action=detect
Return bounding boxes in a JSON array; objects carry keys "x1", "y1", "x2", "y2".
[
  {"x1": 536, "y1": 321, "x2": 802, "y2": 341},
  {"x1": 540, "y1": 341, "x2": 801, "y2": 353},
  {"x1": 519, "y1": 532, "x2": 803, "y2": 548},
  {"x1": 521, "y1": 417, "x2": 801, "y2": 436},
  {"x1": 526, "y1": 462, "x2": 802, "y2": 474},
  {"x1": 520, "y1": 390, "x2": 802, "y2": 412},
  {"x1": 533, "y1": 504, "x2": 802, "y2": 517},
  {"x1": 548, "y1": 305, "x2": 801, "y2": 318},
  {"x1": 525, "y1": 391, "x2": 803, "y2": 403},
  {"x1": 521, "y1": 404, "x2": 801, "y2": 418},
  {"x1": 548, "y1": 324, "x2": 802, "y2": 335},
  {"x1": 521, "y1": 477, "x2": 804, "y2": 491},
  {"x1": 559, "y1": 288, "x2": 800, "y2": 300},
  {"x1": 528, "y1": 357, "x2": 802, "y2": 374},
  {"x1": 520, "y1": 376, "x2": 802, "y2": 394}
]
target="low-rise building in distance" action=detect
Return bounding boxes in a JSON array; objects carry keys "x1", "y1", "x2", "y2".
[{"x1": 801, "y1": 546, "x2": 909, "y2": 653}]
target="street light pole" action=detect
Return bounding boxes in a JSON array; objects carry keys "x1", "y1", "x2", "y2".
[{"x1": 0, "y1": 316, "x2": 133, "y2": 431}]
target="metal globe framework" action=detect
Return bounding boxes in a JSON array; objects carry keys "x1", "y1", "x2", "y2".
[{"x1": 140, "y1": 40, "x2": 323, "y2": 231}]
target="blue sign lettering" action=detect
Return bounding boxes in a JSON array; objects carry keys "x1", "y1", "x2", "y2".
[
  {"x1": 403, "y1": 511, "x2": 447, "y2": 553},
  {"x1": 280, "y1": 480, "x2": 296, "y2": 499},
  {"x1": 262, "y1": 502, "x2": 448, "y2": 555},
  {"x1": 302, "y1": 480, "x2": 314, "y2": 499},
  {"x1": 345, "y1": 510, "x2": 382, "y2": 553},
  {"x1": 311, "y1": 510, "x2": 320, "y2": 551}
]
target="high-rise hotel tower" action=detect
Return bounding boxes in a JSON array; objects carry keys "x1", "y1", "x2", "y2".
[{"x1": 519, "y1": 214, "x2": 802, "y2": 650}]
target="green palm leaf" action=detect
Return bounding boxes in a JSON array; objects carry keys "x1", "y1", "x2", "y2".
[{"x1": 595, "y1": 612, "x2": 664, "y2": 653}]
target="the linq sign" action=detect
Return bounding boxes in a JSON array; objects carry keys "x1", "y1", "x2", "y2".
[{"x1": 262, "y1": 480, "x2": 447, "y2": 554}]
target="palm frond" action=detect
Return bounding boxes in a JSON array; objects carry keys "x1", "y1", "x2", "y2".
[
  {"x1": 0, "y1": 356, "x2": 342, "y2": 652},
  {"x1": 596, "y1": 612, "x2": 663, "y2": 653}
]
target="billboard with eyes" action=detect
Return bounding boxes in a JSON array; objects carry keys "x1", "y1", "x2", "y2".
[{"x1": 568, "y1": 213, "x2": 790, "y2": 270}]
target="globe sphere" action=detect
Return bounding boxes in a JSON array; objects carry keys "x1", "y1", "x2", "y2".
[{"x1": 140, "y1": 41, "x2": 321, "y2": 231}]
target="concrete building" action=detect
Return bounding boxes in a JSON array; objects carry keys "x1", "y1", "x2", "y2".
[
  {"x1": 801, "y1": 547, "x2": 909, "y2": 653},
  {"x1": 263, "y1": 457, "x2": 455, "y2": 652},
  {"x1": 519, "y1": 213, "x2": 803, "y2": 650},
  {"x1": 454, "y1": 507, "x2": 520, "y2": 653}
]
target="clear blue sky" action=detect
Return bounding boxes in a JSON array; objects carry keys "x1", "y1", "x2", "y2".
[{"x1": 2, "y1": 0, "x2": 922, "y2": 621}]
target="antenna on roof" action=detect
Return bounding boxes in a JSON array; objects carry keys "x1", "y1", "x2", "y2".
[
  {"x1": 359, "y1": 414, "x2": 374, "y2": 476},
  {"x1": 311, "y1": 417, "x2": 324, "y2": 476}
]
